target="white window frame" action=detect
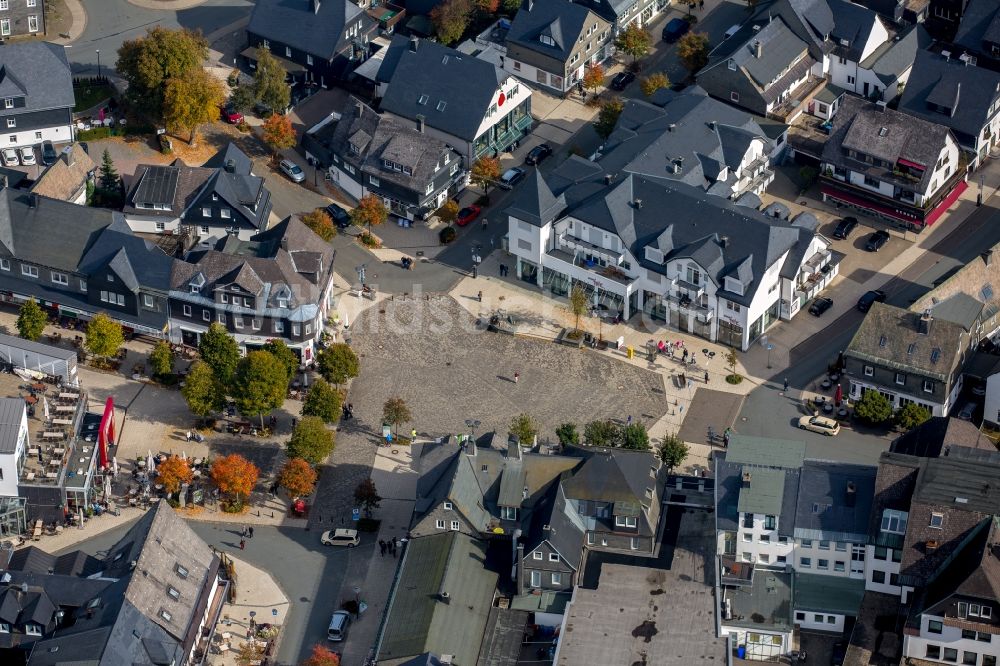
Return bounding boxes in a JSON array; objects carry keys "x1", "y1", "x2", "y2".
[
  {"x1": 183, "y1": 305, "x2": 192, "y2": 316},
  {"x1": 435, "y1": 519, "x2": 445, "y2": 529},
  {"x1": 143, "y1": 294, "x2": 154, "y2": 308},
  {"x1": 25, "y1": 624, "x2": 41, "y2": 636},
  {"x1": 548, "y1": 553, "x2": 559, "y2": 562},
  {"x1": 449, "y1": 520, "x2": 460, "y2": 531},
  {"x1": 2, "y1": 98, "x2": 11, "y2": 109},
  {"x1": 50, "y1": 271, "x2": 67, "y2": 285},
  {"x1": 80, "y1": 279, "x2": 86, "y2": 292},
  {"x1": 26, "y1": 14, "x2": 36, "y2": 32},
  {"x1": 443, "y1": 502, "x2": 452, "y2": 510},
  {"x1": 864, "y1": 365, "x2": 874, "y2": 377},
  {"x1": 202, "y1": 310, "x2": 211, "y2": 322},
  {"x1": 0, "y1": 18, "x2": 10, "y2": 36},
  {"x1": 533, "y1": 551, "x2": 542, "y2": 560},
  {"x1": 530, "y1": 571, "x2": 541, "y2": 587},
  {"x1": 21, "y1": 265, "x2": 37, "y2": 278},
  {"x1": 6, "y1": 118, "x2": 13, "y2": 129},
  {"x1": 0, "y1": 259, "x2": 8, "y2": 271},
  {"x1": 551, "y1": 572, "x2": 562, "y2": 585},
  {"x1": 274, "y1": 321, "x2": 285, "y2": 333},
  {"x1": 614, "y1": 515, "x2": 637, "y2": 528}
]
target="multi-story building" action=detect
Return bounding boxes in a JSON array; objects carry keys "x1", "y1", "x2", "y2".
[
  {"x1": 0, "y1": 42, "x2": 72, "y2": 151},
  {"x1": 302, "y1": 97, "x2": 465, "y2": 220},
  {"x1": 844, "y1": 304, "x2": 970, "y2": 416},
  {"x1": 376, "y1": 35, "x2": 533, "y2": 162},
  {"x1": 570, "y1": 0, "x2": 664, "y2": 35},
  {"x1": 953, "y1": 0, "x2": 1000, "y2": 70},
  {"x1": 29, "y1": 144, "x2": 95, "y2": 206},
  {"x1": 504, "y1": 0, "x2": 612, "y2": 95},
  {"x1": 0, "y1": 398, "x2": 26, "y2": 500},
  {"x1": 0, "y1": 0, "x2": 44, "y2": 39},
  {"x1": 819, "y1": 94, "x2": 967, "y2": 229}
]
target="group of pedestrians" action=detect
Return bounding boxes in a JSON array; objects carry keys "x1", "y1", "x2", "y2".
[
  {"x1": 378, "y1": 537, "x2": 400, "y2": 558},
  {"x1": 239, "y1": 524, "x2": 255, "y2": 550}
]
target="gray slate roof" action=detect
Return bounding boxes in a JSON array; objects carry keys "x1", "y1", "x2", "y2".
[
  {"x1": 954, "y1": 0, "x2": 1000, "y2": 58},
  {"x1": 862, "y1": 24, "x2": 931, "y2": 86},
  {"x1": 715, "y1": 451, "x2": 802, "y2": 536},
  {"x1": 0, "y1": 398, "x2": 22, "y2": 455},
  {"x1": 378, "y1": 36, "x2": 511, "y2": 142},
  {"x1": 828, "y1": 0, "x2": 883, "y2": 63},
  {"x1": 522, "y1": 482, "x2": 585, "y2": 570},
  {"x1": 898, "y1": 50, "x2": 1000, "y2": 147},
  {"x1": 247, "y1": 0, "x2": 369, "y2": 60},
  {"x1": 890, "y1": 416, "x2": 997, "y2": 458},
  {"x1": 507, "y1": 0, "x2": 595, "y2": 62},
  {"x1": 821, "y1": 94, "x2": 955, "y2": 193},
  {"x1": 0, "y1": 43, "x2": 74, "y2": 117},
  {"x1": 794, "y1": 460, "x2": 877, "y2": 542}
]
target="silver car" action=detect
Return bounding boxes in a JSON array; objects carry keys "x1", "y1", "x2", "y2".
[
  {"x1": 1, "y1": 148, "x2": 18, "y2": 167},
  {"x1": 18, "y1": 146, "x2": 35, "y2": 166},
  {"x1": 279, "y1": 159, "x2": 305, "y2": 183}
]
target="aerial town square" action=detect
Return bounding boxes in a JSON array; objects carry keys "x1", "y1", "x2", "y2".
[{"x1": 3, "y1": 0, "x2": 1000, "y2": 663}]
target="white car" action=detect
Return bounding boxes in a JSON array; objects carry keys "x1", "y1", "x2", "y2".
[
  {"x1": 18, "y1": 146, "x2": 35, "y2": 166},
  {"x1": 798, "y1": 415, "x2": 841, "y2": 436},
  {"x1": 279, "y1": 159, "x2": 305, "y2": 183},
  {"x1": 1, "y1": 148, "x2": 18, "y2": 167},
  {"x1": 321, "y1": 528, "x2": 360, "y2": 547}
]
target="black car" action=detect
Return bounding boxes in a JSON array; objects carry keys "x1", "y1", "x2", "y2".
[
  {"x1": 610, "y1": 71, "x2": 636, "y2": 91},
  {"x1": 524, "y1": 144, "x2": 553, "y2": 165},
  {"x1": 808, "y1": 297, "x2": 834, "y2": 316},
  {"x1": 832, "y1": 216, "x2": 859, "y2": 240},
  {"x1": 865, "y1": 229, "x2": 891, "y2": 252},
  {"x1": 41, "y1": 141, "x2": 57, "y2": 166},
  {"x1": 856, "y1": 289, "x2": 887, "y2": 312},
  {"x1": 325, "y1": 203, "x2": 352, "y2": 229}
]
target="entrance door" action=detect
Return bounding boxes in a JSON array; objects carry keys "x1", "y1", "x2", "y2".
[{"x1": 863, "y1": 81, "x2": 870, "y2": 97}]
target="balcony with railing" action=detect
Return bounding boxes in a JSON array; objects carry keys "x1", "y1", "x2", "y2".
[
  {"x1": 666, "y1": 292, "x2": 714, "y2": 322},
  {"x1": 546, "y1": 248, "x2": 634, "y2": 287},
  {"x1": 767, "y1": 74, "x2": 828, "y2": 123}
]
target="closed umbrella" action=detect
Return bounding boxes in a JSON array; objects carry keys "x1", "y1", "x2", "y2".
[
  {"x1": 112, "y1": 456, "x2": 119, "y2": 477},
  {"x1": 834, "y1": 384, "x2": 843, "y2": 407},
  {"x1": 147, "y1": 453, "x2": 155, "y2": 474}
]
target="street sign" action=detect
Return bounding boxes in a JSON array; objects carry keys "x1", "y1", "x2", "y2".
[
  {"x1": 156, "y1": 128, "x2": 166, "y2": 135},
  {"x1": 352, "y1": 508, "x2": 360, "y2": 521}
]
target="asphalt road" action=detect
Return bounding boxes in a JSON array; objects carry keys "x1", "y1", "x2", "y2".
[
  {"x1": 66, "y1": 0, "x2": 252, "y2": 76},
  {"x1": 736, "y1": 198, "x2": 1000, "y2": 462},
  {"x1": 56, "y1": 519, "x2": 347, "y2": 666}
]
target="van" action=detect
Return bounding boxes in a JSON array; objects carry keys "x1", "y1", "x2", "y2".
[
  {"x1": 327, "y1": 611, "x2": 351, "y2": 642},
  {"x1": 724, "y1": 24, "x2": 741, "y2": 40}
]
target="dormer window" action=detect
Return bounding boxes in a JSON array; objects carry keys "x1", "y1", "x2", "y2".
[
  {"x1": 3, "y1": 98, "x2": 12, "y2": 109},
  {"x1": 615, "y1": 516, "x2": 637, "y2": 528},
  {"x1": 880, "y1": 509, "x2": 908, "y2": 535},
  {"x1": 190, "y1": 285, "x2": 200, "y2": 294},
  {"x1": 539, "y1": 35, "x2": 555, "y2": 47},
  {"x1": 25, "y1": 624, "x2": 41, "y2": 636},
  {"x1": 443, "y1": 502, "x2": 453, "y2": 510}
]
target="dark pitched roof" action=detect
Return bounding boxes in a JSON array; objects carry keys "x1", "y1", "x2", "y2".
[
  {"x1": 202, "y1": 143, "x2": 254, "y2": 174},
  {"x1": 821, "y1": 94, "x2": 956, "y2": 193},
  {"x1": 794, "y1": 460, "x2": 877, "y2": 542},
  {"x1": 954, "y1": 0, "x2": 1000, "y2": 58},
  {"x1": 30, "y1": 145, "x2": 97, "y2": 202},
  {"x1": 828, "y1": 0, "x2": 883, "y2": 63},
  {"x1": 124, "y1": 163, "x2": 214, "y2": 218},
  {"x1": 0, "y1": 189, "x2": 113, "y2": 270},
  {"x1": 378, "y1": 36, "x2": 510, "y2": 142},
  {"x1": 247, "y1": 0, "x2": 371, "y2": 60},
  {"x1": 507, "y1": 0, "x2": 596, "y2": 62},
  {"x1": 0, "y1": 43, "x2": 74, "y2": 116},
  {"x1": 891, "y1": 416, "x2": 997, "y2": 458},
  {"x1": 846, "y1": 302, "x2": 967, "y2": 380},
  {"x1": 716, "y1": 451, "x2": 802, "y2": 536},
  {"x1": 898, "y1": 50, "x2": 1000, "y2": 146},
  {"x1": 919, "y1": 518, "x2": 1000, "y2": 616},
  {"x1": 522, "y1": 482, "x2": 584, "y2": 570},
  {"x1": 505, "y1": 169, "x2": 565, "y2": 227},
  {"x1": 862, "y1": 24, "x2": 931, "y2": 85}
]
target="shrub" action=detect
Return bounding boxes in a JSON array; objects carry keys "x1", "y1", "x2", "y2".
[
  {"x1": 439, "y1": 226, "x2": 457, "y2": 244},
  {"x1": 77, "y1": 126, "x2": 113, "y2": 141},
  {"x1": 855, "y1": 390, "x2": 893, "y2": 425}
]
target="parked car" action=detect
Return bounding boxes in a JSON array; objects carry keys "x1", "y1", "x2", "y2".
[
  {"x1": 662, "y1": 17, "x2": 690, "y2": 42},
  {"x1": 865, "y1": 230, "x2": 891, "y2": 252},
  {"x1": 808, "y1": 297, "x2": 834, "y2": 316},
  {"x1": 18, "y1": 146, "x2": 35, "y2": 166},
  {"x1": 325, "y1": 203, "x2": 352, "y2": 229},
  {"x1": 279, "y1": 159, "x2": 305, "y2": 183},
  {"x1": 41, "y1": 141, "x2": 56, "y2": 166},
  {"x1": 832, "y1": 216, "x2": 859, "y2": 240},
  {"x1": 856, "y1": 290, "x2": 886, "y2": 312},
  {"x1": 321, "y1": 528, "x2": 360, "y2": 547},
  {"x1": 456, "y1": 204, "x2": 482, "y2": 226},
  {"x1": 220, "y1": 105, "x2": 244, "y2": 124},
  {"x1": 327, "y1": 610, "x2": 351, "y2": 642},
  {"x1": 610, "y1": 71, "x2": 636, "y2": 91},
  {"x1": 957, "y1": 401, "x2": 977, "y2": 421},
  {"x1": 499, "y1": 167, "x2": 526, "y2": 190},
  {"x1": 1, "y1": 148, "x2": 19, "y2": 167},
  {"x1": 524, "y1": 143, "x2": 553, "y2": 165},
  {"x1": 797, "y1": 415, "x2": 841, "y2": 436}
]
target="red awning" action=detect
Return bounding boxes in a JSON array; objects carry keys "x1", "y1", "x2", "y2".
[
  {"x1": 924, "y1": 180, "x2": 968, "y2": 226},
  {"x1": 821, "y1": 185, "x2": 919, "y2": 224},
  {"x1": 896, "y1": 158, "x2": 926, "y2": 170}
]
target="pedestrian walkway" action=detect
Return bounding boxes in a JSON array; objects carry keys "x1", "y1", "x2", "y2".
[
  {"x1": 336, "y1": 444, "x2": 417, "y2": 665},
  {"x1": 49, "y1": 0, "x2": 86, "y2": 44}
]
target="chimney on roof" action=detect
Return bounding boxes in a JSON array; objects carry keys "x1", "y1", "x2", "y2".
[
  {"x1": 753, "y1": 40, "x2": 762, "y2": 58},
  {"x1": 709, "y1": 120, "x2": 717, "y2": 130},
  {"x1": 355, "y1": 100, "x2": 364, "y2": 118},
  {"x1": 846, "y1": 481, "x2": 856, "y2": 507},
  {"x1": 416, "y1": 114, "x2": 425, "y2": 133},
  {"x1": 983, "y1": 250, "x2": 993, "y2": 267},
  {"x1": 280, "y1": 235, "x2": 288, "y2": 251},
  {"x1": 720, "y1": 235, "x2": 729, "y2": 248},
  {"x1": 438, "y1": 591, "x2": 451, "y2": 604},
  {"x1": 409, "y1": 36, "x2": 419, "y2": 52},
  {"x1": 604, "y1": 173, "x2": 613, "y2": 185},
  {"x1": 668, "y1": 123, "x2": 676, "y2": 132},
  {"x1": 463, "y1": 436, "x2": 477, "y2": 457},
  {"x1": 942, "y1": 50, "x2": 951, "y2": 62},
  {"x1": 507, "y1": 439, "x2": 521, "y2": 460},
  {"x1": 61, "y1": 145, "x2": 74, "y2": 167},
  {"x1": 918, "y1": 309, "x2": 932, "y2": 335},
  {"x1": 633, "y1": 198, "x2": 643, "y2": 209},
  {"x1": 224, "y1": 159, "x2": 235, "y2": 174},
  {"x1": 28, "y1": 193, "x2": 36, "y2": 208},
  {"x1": 742, "y1": 471, "x2": 752, "y2": 488},
  {"x1": 875, "y1": 100, "x2": 887, "y2": 113}
]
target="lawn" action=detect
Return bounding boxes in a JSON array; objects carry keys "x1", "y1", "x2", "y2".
[{"x1": 73, "y1": 83, "x2": 114, "y2": 113}]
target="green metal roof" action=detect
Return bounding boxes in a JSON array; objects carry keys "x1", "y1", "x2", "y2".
[
  {"x1": 793, "y1": 572, "x2": 866, "y2": 616},
  {"x1": 736, "y1": 467, "x2": 786, "y2": 516},
  {"x1": 509, "y1": 591, "x2": 572, "y2": 614},
  {"x1": 726, "y1": 435, "x2": 806, "y2": 469}
]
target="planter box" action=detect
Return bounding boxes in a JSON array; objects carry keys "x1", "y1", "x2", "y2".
[{"x1": 556, "y1": 328, "x2": 584, "y2": 348}]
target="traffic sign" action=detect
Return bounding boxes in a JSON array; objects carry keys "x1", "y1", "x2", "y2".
[{"x1": 352, "y1": 508, "x2": 360, "y2": 521}]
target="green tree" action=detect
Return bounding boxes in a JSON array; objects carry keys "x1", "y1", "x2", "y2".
[
  {"x1": 621, "y1": 422, "x2": 650, "y2": 450},
  {"x1": 301, "y1": 378, "x2": 342, "y2": 424},
  {"x1": 430, "y1": 0, "x2": 473, "y2": 45},
  {"x1": 262, "y1": 338, "x2": 298, "y2": 384},
  {"x1": 232, "y1": 351, "x2": 287, "y2": 430},
  {"x1": 677, "y1": 32, "x2": 710, "y2": 74},
  {"x1": 615, "y1": 24, "x2": 652, "y2": 64},
  {"x1": 584, "y1": 419, "x2": 620, "y2": 447},
  {"x1": 640, "y1": 72, "x2": 670, "y2": 97},
  {"x1": 198, "y1": 322, "x2": 240, "y2": 385},
  {"x1": 594, "y1": 97, "x2": 624, "y2": 140},
  {"x1": 85, "y1": 313, "x2": 125, "y2": 361},
  {"x1": 16, "y1": 298, "x2": 46, "y2": 341},
  {"x1": 316, "y1": 343, "x2": 360, "y2": 387},
  {"x1": 854, "y1": 390, "x2": 893, "y2": 425},
  {"x1": 895, "y1": 402, "x2": 931, "y2": 431},
  {"x1": 502, "y1": 0, "x2": 521, "y2": 13},
  {"x1": 725, "y1": 347, "x2": 740, "y2": 379},
  {"x1": 382, "y1": 397, "x2": 412, "y2": 437},
  {"x1": 149, "y1": 340, "x2": 174, "y2": 377},
  {"x1": 656, "y1": 432, "x2": 689, "y2": 471},
  {"x1": 509, "y1": 413, "x2": 538, "y2": 445},
  {"x1": 470, "y1": 156, "x2": 501, "y2": 203},
  {"x1": 569, "y1": 285, "x2": 588, "y2": 334},
  {"x1": 115, "y1": 26, "x2": 209, "y2": 119},
  {"x1": 354, "y1": 478, "x2": 382, "y2": 517},
  {"x1": 799, "y1": 166, "x2": 818, "y2": 190},
  {"x1": 163, "y1": 68, "x2": 226, "y2": 145},
  {"x1": 287, "y1": 416, "x2": 335, "y2": 465},
  {"x1": 253, "y1": 49, "x2": 291, "y2": 114},
  {"x1": 301, "y1": 208, "x2": 336, "y2": 241},
  {"x1": 181, "y1": 361, "x2": 224, "y2": 421},
  {"x1": 98, "y1": 148, "x2": 120, "y2": 192},
  {"x1": 350, "y1": 194, "x2": 389, "y2": 238},
  {"x1": 555, "y1": 422, "x2": 579, "y2": 447},
  {"x1": 229, "y1": 83, "x2": 256, "y2": 113}
]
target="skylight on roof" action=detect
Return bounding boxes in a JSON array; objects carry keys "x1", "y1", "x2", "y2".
[
  {"x1": 878, "y1": 127, "x2": 889, "y2": 137},
  {"x1": 983, "y1": 284, "x2": 994, "y2": 301},
  {"x1": 907, "y1": 343, "x2": 916, "y2": 355},
  {"x1": 436, "y1": 101, "x2": 447, "y2": 112},
  {"x1": 931, "y1": 348, "x2": 941, "y2": 364},
  {"x1": 418, "y1": 94, "x2": 429, "y2": 105},
  {"x1": 879, "y1": 335, "x2": 887, "y2": 348}
]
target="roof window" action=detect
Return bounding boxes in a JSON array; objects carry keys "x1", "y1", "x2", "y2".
[{"x1": 418, "y1": 94, "x2": 429, "y2": 105}]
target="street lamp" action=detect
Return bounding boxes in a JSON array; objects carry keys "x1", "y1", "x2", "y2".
[
  {"x1": 356, "y1": 264, "x2": 367, "y2": 288},
  {"x1": 96, "y1": 49, "x2": 101, "y2": 80},
  {"x1": 471, "y1": 245, "x2": 482, "y2": 279},
  {"x1": 465, "y1": 419, "x2": 481, "y2": 442}
]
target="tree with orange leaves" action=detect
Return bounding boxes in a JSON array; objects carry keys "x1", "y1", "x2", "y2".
[
  {"x1": 278, "y1": 458, "x2": 317, "y2": 499},
  {"x1": 210, "y1": 454, "x2": 260, "y2": 512},
  {"x1": 157, "y1": 456, "x2": 193, "y2": 496},
  {"x1": 262, "y1": 113, "x2": 296, "y2": 158},
  {"x1": 300, "y1": 644, "x2": 340, "y2": 666}
]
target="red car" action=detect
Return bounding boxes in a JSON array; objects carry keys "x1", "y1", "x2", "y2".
[
  {"x1": 220, "y1": 106, "x2": 244, "y2": 124},
  {"x1": 456, "y1": 204, "x2": 481, "y2": 226}
]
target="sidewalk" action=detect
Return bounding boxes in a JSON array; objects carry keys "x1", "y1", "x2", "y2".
[
  {"x1": 209, "y1": 555, "x2": 291, "y2": 666},
  {"x1": 49, "y1": 0, "x2": 86, "y2": 44}
]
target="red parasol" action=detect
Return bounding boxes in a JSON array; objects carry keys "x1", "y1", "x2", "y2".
[{"x1": 834, "y1": 384, "x2": 843, "y2": 406}]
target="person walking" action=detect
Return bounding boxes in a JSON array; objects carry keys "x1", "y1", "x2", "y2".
[
  {"x1": 783, "y1": 378, "x2": 789, "y2": 392},
  {"x1": 514, "y1": 372, "x2": 520, "y2": 384},
  {"x1": 239, "y1": 538, "x2": 246, "y2": 550},
  {"x1": 626, "y1": 415, "x2": 633, "y2": 426},
  {"x1": 478, "y1": 290, "x2": 483, "y2": 302},
  {"x1": 378, "y1": 539, "x2": 386, "y2": 556},
  {"x1": 704, "y1": 371, "x2": 709, "y2": 383},
  {"x1": 482, "y1": 218, "x2": 488, "y2": 230},
  {"x1": 248, "y1": 526, "x2": 254, "y2": 539}
]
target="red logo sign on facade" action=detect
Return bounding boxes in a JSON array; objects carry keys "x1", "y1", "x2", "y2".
[{"x1": 498, "y1": 92, "x2": 506, "y2": 107}]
